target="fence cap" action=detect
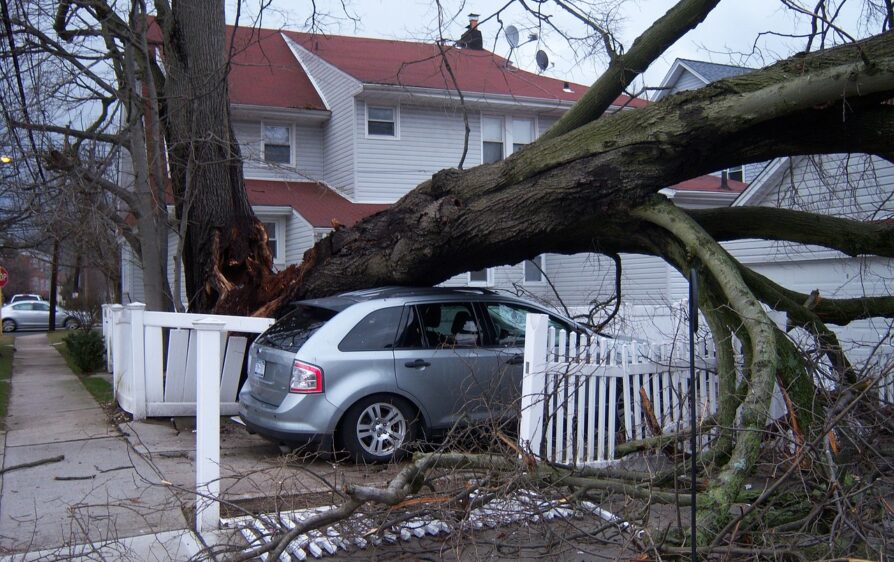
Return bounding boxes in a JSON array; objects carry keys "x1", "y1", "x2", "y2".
[
  {"x1": 192, "y1": 318, "x2": 228, "y2": 331},
  {"x1": 125, "y1": 302, "x2": 146, "y2": 310}
]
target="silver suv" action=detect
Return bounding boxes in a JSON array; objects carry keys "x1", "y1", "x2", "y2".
[{"x1": 239, "y1": 287, "x2": 582, "y2": 462}]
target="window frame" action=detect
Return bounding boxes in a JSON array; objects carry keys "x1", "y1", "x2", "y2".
[
  {"x1": 523, "y1": 254, "x2": 546, "y2": 285},
  {"x1": 260, "y1": 217, "x2": 286, "y2": 266},
  {"x1": 365, "y1": 104, "x2": 400, "y2": 139},
  {"x1": 262, "y1": 122, "x2": 293, "y2": 165},
  {"x1": 467, "y1": 268, "x2": 494, "y2": 287},
  {"x1": 480, "y1": 114, "x2": 538, "y2": 164}
]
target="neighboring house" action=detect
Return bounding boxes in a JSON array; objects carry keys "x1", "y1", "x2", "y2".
[{"x1": 654, "y1": 59, "x2": 894, "y2": 361}]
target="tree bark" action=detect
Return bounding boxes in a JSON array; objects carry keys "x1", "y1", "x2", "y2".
[{"x1": 154, "y1": 0, "x2": 270, "y2": 312}]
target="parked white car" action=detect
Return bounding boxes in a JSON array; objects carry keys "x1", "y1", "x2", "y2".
[
  {"x1": 9, "y1": 294, "x2": 43, "y2": 304},
  {"x1": 1, "y1": 301, "x2": 80, "y2": 332}
]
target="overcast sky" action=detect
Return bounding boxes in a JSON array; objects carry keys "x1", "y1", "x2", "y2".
[{"x1": 226, "y1": 0, "x2": 873, "y2": 95}]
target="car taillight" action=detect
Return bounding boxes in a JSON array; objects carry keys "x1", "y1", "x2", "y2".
[{"x1": 289, "y1": 360, "x2": 323, "y2": 393}]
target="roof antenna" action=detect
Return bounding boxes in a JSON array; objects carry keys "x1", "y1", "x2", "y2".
[{"x1": 503, "y1": 24, "x2": 539, "y2": 69}]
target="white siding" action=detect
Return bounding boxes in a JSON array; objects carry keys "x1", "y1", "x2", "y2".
[
  {"x1": 668, "y1": 71, "x2": 705, "y2": 95},
  {"x1": 284, "y1": 211, "x2": 315, "y2": 265},
  {"x1": 355, "y1": 102, "x2": 478, "y2": 202},
  {"x1": 727, "y1": 155, "x2": 894, "y2": 263},
  {"x1": 121, "y1": 244, "x2": 145, "y2": 304},
  {"x1": 287, "y1": 39, "x2": 362, "y2": 197},
  {"x1": 235, "y1": 121, "x2": 325, "y2": 182}
]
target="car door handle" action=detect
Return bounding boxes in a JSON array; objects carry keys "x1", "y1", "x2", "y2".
[
  {"x1": 505, "y1": 354, "x2": 523, "y2": 365},
  {"x1": 404, "y1": 359, "x2": 431, "y2": 369}
]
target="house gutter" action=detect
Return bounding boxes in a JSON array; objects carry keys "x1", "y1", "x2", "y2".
[
  {"x1": 358, "y1": 83, "x2": 582, "y2": 113},
  {"x1": 230, "y1": 104, "x2": 331, "y2": 123}
]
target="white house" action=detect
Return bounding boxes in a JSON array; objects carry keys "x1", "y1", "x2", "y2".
[{"x1": 120, "y1": 22, "x2": 748, "y2": 309}]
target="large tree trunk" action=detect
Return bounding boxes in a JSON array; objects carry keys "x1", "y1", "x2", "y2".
[{"x1": 154, "y1": 0, "x2": 271, "y2": 312}]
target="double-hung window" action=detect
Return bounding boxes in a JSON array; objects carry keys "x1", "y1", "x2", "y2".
[
  {"x1": 482, "y1": 116, "x2": 504, "y2": 164},
  {"x1": 482, "y1": 116, "x2": 535, "y2": 164},
  {"x1": 262, "y1": 219, "x2": 285, "y2": 265},
  {"x1": 367, "y1": 106, "x2": 397, "y2": 137},
  {"x1": 263, "y1": 124, "x2": 291, "y2": 164}
]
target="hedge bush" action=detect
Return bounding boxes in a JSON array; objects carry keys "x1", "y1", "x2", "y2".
[{"x1": 64, "y1": 330, "x2": 106, "y2": 373}]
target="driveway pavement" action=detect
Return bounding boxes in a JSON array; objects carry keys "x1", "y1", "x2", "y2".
[{"x1": 0, "y1": 334, "x2": 403, "y2": 560}]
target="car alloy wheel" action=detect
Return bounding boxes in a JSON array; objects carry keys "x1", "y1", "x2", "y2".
[
  {"x1": 341, "y1": 396, "x2": 416, "y2": 463},
  {"x1": 2, "y1": 319, "x2": 16, "y2": 333}
]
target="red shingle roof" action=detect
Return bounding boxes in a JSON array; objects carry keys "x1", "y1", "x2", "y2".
[
  {"x1": 281, "y1": 31, "x2": 647, "y2": 108},
  {"x1": 228, "y1": 27, "x2": 326, "y2": 110},
  {"x1": 671, "y1": 175, "x2": 747, "y2": 193},
  {"x1": 246, "y1": 180, "x2": 389, "y2": 227},
  {"x1": 147, "y1": 20, "x2": 326, "y2": 110},
  {"x1": 148, "y1": 18, "x2": 646, "y2": 111}
]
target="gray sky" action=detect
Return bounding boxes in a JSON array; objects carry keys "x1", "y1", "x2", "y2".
[{"x1": 227, "y1": 0, "x2": 873, "y2": 95}]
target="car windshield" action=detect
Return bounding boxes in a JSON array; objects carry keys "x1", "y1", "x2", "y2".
[{"x1": 256, "y1": 304, "x2": 338, "y2": 352}]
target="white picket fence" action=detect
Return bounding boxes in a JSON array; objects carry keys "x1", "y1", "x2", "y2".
[
  {"x1": 102, "y1": 303, "x2": 274, "y2": 532},
  {"x1": 519, "y1": 314, "x2": 718, "y2": 467},
  {"x1": 102, "y1": 303, "x2": 274, "y2": 420}
]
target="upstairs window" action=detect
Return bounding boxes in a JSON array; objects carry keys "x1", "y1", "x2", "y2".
[
  {"x1": 367, "y1": 106, "x2": 397, "y2": 137},
  {"x1": 482, "y1": 115, "x2": 535, "y2": 164},
  {"x1": 482, "y1": 116, "x2": 504, "y2": 164},
  {"x1": 511, "y1": 117, "x2": 534, "y2": 153},
  {"x1": 263, "y1": 124, "x2": 291, "y2": 164}
]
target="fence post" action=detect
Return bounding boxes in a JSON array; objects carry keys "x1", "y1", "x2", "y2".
[
  {"x1": 109, "y1": 304, "x2": 124, "y2": 392},
  {"x1": 126, "y1": 303, "x2": 147, "y2": 420},
  {"x1": 520, "y1": 313, "x2": 549, "y2": 458},
  {"x1": 194, "y1": 318, "x2": 226, "y2": 532}
]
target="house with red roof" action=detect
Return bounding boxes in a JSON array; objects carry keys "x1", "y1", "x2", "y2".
[{"x1": 122, "y1": 22, "x2": 754, "y2": 308}]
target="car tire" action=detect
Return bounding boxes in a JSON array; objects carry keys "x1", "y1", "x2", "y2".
[
  {"x1": 339, "y1": 395, "x2": 417, "y2": 463},
  {"x1": 63, "y1": 318, "x2": 80, "y2": 330},
  {"x1": 2, "y1": 319, "x2": 16, "y2": 333}
]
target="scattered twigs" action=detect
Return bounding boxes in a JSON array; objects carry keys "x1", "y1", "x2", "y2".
[{"x1": 0, "y1": 454, "x2": 64, "y2": 475}]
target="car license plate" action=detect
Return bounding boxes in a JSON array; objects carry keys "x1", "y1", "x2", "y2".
[{"x1": 253, "y1": 359, "x2": 266, "y2": 377}]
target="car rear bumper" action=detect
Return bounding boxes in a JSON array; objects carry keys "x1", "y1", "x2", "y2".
[{"x1": 238, "y1": 387, "x2": 338, "y2": 446}]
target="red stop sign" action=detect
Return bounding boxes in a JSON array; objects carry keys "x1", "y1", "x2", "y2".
[{"x1": 0, "y1": 266, "x2": 8, "y2": 288}]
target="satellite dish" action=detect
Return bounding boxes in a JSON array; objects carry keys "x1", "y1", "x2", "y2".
[
  {"x1": 505, "y1": 25, "x2": 520, "y2": 48},
  {"x1": 535, "y1": 49, "x2": 549, "y2": 72}
]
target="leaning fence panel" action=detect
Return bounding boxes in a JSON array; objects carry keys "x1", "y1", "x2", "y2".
[{"x1": 520, "y1": 314, "x2": 719, "y2": 468}]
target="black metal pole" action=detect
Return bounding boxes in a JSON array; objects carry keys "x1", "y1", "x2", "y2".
[{"x1": 689, "y1": 266, "x2": 699, "y2": 560}]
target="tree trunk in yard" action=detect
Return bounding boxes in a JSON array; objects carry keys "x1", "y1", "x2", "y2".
[{"x1": 153, "y1": 0, "x2": 271, "y2": 313}]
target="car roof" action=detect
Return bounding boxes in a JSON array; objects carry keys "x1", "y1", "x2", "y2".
[
  {"x1": 293, "y1": 286, "x2": 500, "y2": 311},
  {"x1": 293, "y1": 286, "x2": 567, "y2": 317}
]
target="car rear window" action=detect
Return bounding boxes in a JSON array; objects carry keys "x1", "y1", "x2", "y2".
[
  {"x1": 338, "y1": 306, "x2": 402, "y2": 351},
  {"x1": 256, "y1": 305, "x2": 338, "y2": 352}
]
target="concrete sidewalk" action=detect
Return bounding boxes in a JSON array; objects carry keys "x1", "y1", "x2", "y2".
[
  {"x1": 0, "y1": 334, "x2": 403, "y2": 561},
  {"x1": 0, "y1": 334, "x2": 192, "y2": 557}
]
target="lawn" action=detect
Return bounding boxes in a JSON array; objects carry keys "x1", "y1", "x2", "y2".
[
  {"x1": 0, "y1": 334, "x2": 13, "y2": 430},
  {"x1": 47, "y1": 330, "x2": 114, "y2": 407}
]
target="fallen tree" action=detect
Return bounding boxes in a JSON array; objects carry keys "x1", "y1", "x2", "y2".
[{"x1": 212, "y1": 8, "x2": 894, "y2": 551}]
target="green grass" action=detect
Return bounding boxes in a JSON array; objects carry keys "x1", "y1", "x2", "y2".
[
  {"x1": 80, "y1": 375, "x2": 114, "y2": 405},
  {"x1": 48, "y1": 330, "x2": 114, "y2": 406},
  {"x1": 0, "y1": 334, "x2": 13, "y2": 430}
]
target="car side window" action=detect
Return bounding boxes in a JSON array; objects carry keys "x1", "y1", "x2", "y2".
[
  {"x1": 34, "y1": 302, "x2": 50, "y2": 312},
  {"x1": 12, "y1": 303, "x2": 32, "y2": 311},
  {"x1": 339, "y1": 307, "x2": 402, "y2": 351},
  {"x1": 406, "y1": 303, "x2": 482, "y2": 348},
  {"x1": 484, "y1": 303, "x2": 571, "y2": 347}
]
